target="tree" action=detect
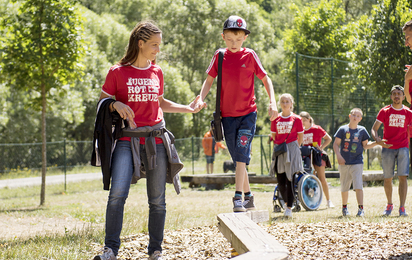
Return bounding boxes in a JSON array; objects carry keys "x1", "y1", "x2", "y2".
[
  {"x1": 1, "y1": 0, "x2": 85, "y2": 205},
  {"x1": 353, "y1": 0, "x2": 412, "y2": 101}
]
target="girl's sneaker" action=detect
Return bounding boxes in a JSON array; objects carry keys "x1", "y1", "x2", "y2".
[
  {"x1": 94, "y1": 247, "x2": 117, "y2": 260},
  {"x1": 149, "y1": 251, "x2": 164, "y2": 260},
  {"x1": 284, "y1": 208, "x2": 292, "y2": 218},
  {"x1": 327, "y1": 200, "x2": 335, "y2": 208},
  {"x1": 399, "y1": 206, "x2": 408, "y2": 217}
]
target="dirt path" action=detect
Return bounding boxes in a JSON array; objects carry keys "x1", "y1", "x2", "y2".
[{"x1": 0, "y1": 214, "x2": 100, "y2": 240}]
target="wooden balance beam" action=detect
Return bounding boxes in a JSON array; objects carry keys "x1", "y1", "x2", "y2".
[
  {"x1": 217, "y1": 210, "x2": 288, "y2": 260},
  {"x1": 181, "y1": 171, "x2": 385, "y2": 188}
]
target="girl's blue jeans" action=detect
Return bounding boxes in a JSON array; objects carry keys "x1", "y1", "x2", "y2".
[{"x1": 104, "y1": 140, "x2": 167, "y2": 256}]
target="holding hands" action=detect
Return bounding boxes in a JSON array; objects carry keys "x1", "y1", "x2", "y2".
[{"x1": 192, "y1": 95, "x2": 207, "y2": 113}]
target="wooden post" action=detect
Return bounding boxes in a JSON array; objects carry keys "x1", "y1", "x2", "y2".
[{"x1": 217, "y1": 211, "x2": 288, "y2": 260}]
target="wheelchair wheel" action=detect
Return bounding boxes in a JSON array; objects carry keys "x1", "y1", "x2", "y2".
[
  {"x1": 273, "y1": 204, "x2": 282, "y2": 213},
  {"x1": 273, "y1": 188, "x2": 286, "y2": 210},
  {"x1": 297, "y1": 174, "x2": 323, "y2": 211},
  {"x1": 292, "y1": 204, "x2": 301, "y2": 212}
]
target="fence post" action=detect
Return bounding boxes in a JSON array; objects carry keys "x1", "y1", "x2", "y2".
[
  {"x1": 260, "y1": 135, "x2": 263, "y2": 176},
  {"x1": 296, "y1": 52, "x2": 300, "y2": 114},
  {"x1": 64, "y1": 139, "x2": 67, "y2": 192},
  {"x1": 331, "y1": 58, "x2": 336, "y2": 170},
  {"x1": 191, "y1": 136, "x2": 194, "y2": 175}
]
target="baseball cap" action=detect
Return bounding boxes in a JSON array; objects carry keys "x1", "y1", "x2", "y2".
[
  {"x1": 391, "y1": 85, "x2": 404, "y2": 93},
  {"x1": 223, "y1": 15, "x2": 250, "y2": 35}
]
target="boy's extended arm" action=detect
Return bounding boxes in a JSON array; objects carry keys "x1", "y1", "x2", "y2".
[
  {"x1": 195, "y1": 75, "x2": 214, "y2": 111},
  {"x1": 362, "y1": 140, "x2": 378, "y2": 150},
  {"x1": 261, "y1": 76, "x2": 278, "y2": 121}
]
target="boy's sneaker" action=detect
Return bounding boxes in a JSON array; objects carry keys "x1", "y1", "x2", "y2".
[
  {"x1": 342, "y1": 207, "x2": 350, "y2": 217},
  {"x1": 233, "y1": 197, "x2": 246, "y2": 212},
  {"x1": 327, "y1": 200, "x2": 335, "y2": 208},
  {"x1": 94, "y1": 247, "x2": 117, "y2": 260},
  {"x1": 356, "y1": 208, "x2": 365, "y2": 217},
  {"x1": 149, "y1": 251, "x2": 163, "y2": 260},
  {"x1": 243, "y1": 196, "x2": 256, "y2": 211},
  {"x1": 284, "y1": 208, "x2": 292, "y2": 218},
  {"x1": 383, "y1": 204, "x2": 393, "y2": 216},
  {"x1": 399, "y1": 206, "x2": 408, "y2": 217}
]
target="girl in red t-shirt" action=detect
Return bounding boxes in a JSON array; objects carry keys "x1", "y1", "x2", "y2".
[
  {"x1": 95, "y1": 21, "x2": 201, "y2": 260},
  {"x1": 299, "y1": 111, "x2": 334, "y2": 208},
  {"x1": 270, "y1": 93, "x2": 304, "y2": 218}
]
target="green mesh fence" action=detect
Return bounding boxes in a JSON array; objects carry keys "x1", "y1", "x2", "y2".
[
  {"x1": 295, "y1": 53, "x2": 385, "y2": 169},
  {"x1": 0, "y1": 135, "x2": 274, "y2": 176}
]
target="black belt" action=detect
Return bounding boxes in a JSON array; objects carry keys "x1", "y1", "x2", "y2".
[{"x1": 121, "y1": 128, "x2": 165, "y2": 138}]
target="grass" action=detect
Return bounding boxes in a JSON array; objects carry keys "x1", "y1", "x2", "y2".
[{"x1": 1, "y1": 177, "x2": 412, "y2": 259}]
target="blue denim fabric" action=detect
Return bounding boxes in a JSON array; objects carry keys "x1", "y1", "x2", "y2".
[
  {"x1": 104, "y1": 140, "x2": 167, "y2": 256},
  {"x1": 222, "y1": 111, "x2": 257, "y2": 164},
  {"x1": 382, "y1": 147, "x2": 410, "y2": 178}
]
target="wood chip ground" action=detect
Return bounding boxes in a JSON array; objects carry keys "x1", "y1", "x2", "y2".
[{"x1": 92, "y1": 222, "x2": 412, "y2": 259}]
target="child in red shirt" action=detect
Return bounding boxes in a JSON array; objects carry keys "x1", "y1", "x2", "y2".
[
  {"x1": 195, "y1": 15, "x2": 278, "y2": 212},
  {"x1": 299, "y1": 111, "x2": 334, "y2": 208},
  {"x1": 271, "y1": 93, "x2": 304, "y2": 218}
]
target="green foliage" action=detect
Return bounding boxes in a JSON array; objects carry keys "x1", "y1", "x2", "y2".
[
  {"x1": 284, "y1": 0, "x2": 355, "y2": 60},
  {"x1": 353, "y1": 0, "x2": 412, "y2": 101},
  {"x1": 2, "y1": 0, "x2": 85, "y2": 96}
]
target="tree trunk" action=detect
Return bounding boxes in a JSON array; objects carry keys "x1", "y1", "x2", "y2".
[{"x1": 40, "y1": 83, "x2": 47, "y2": 206}]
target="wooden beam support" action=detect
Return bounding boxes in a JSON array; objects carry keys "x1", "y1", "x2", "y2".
[
  {"x1": 217, "y1": 211, "x2": 288, "y2": 260},
  {"x1": 181, "y1": 171, "x2": 386, "y2": 188}
]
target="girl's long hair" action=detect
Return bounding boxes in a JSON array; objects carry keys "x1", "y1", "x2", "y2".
[
  {"x1": 299, "y1": 111, "x2": 313, "y2": 124},
  {"x1": 119, "y1": 21, "x2": 162, "y2": 65}
]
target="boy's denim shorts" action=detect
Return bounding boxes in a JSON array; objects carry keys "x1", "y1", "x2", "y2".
[
  {"x1": 222, "y1": 111, "x2": 257, "y2": 165},
  {"x1": 382, "y1": 147, "x2": 409, "y2": 178},
  {"x1": 338, "y1": 164, "x2": 363, "y2": 192}
]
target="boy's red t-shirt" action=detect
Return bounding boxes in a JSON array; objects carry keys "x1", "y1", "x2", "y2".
[
  {"x1": 102, "y1": 63, "x2": 164, "y2": 143},
  {"x1": 376, "y1": 104, "x2": 412, "y2": 149},
  {"x1": 206, "y1": 48, "x2": 267, "y2": 117},
  {"x1": 302, "y1": 125, "x2": 327, "y2": 146},
  {"x1": 271, "y1": 113, "x2": 304, "y2": 144}
]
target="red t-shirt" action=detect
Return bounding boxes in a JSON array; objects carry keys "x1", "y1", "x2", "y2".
[
  {"x1": 102, "y1": 63, "x2": 164, "y2": 143},
  {"x1": 206, "y1": 48, "x2": 267, "y2": 117},
  {"x1": 376, "y1": 105, "x2": 412, "y2": 149},
  {"x1": 271, "y1": 113, "x2": 304, "y2": 144},
  {"x1": 303, "y1": 125, "x2": 327, "y2": 146}
]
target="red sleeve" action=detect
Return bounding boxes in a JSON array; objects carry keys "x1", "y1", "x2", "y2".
[
  {"x1": 318, "y1": 126, "x2": 327, "y2": 137},
  {"x1": 295, "y1": 116, "x2": 304, "y2": 133},
  {"x1": 206, "y1": 50, "x2": 219, "y2": 78},
  {"x1": 102, "y1": 67, "x2": 118, "y2": 96},
  {"x1": 251, "y1": 50, "x2": 267, "y2": 80},
  {"x1": 376, "y1": 108, "x2": 386, "y2": 123}
]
